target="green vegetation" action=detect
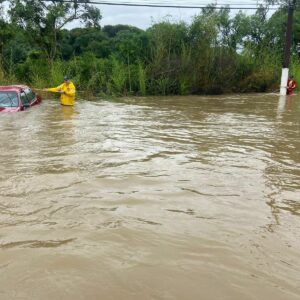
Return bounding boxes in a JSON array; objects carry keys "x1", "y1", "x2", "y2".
[{"x1": 0, "y1": 0, "x2": 300, "y2": 95}]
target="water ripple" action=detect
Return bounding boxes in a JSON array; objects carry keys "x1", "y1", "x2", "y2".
[
  {"x1": 0, "y1": 238, "x2": 76, "y2": 249},
  {"x1": 0, "y1": 95, "x2": 299, "y2": 299}
]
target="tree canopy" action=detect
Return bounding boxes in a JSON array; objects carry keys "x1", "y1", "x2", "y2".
[{"x1": 8, "y1": 0, "x2": 102, "y2": 60}]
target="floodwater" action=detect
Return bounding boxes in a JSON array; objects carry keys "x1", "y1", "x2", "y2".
[{"x1": 0, "y1": 94, "x2": 299, "y2": 300}]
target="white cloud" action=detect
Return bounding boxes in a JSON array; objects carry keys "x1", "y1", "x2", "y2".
[
  {"x1": 100, "y1": 5, "x2": 199, "y2": 29},
  {"x1": 65, "y1": 1, "x2": 276, "y2": 30},
  {"x1": 2, "y1": 0, "x2": 277, "y2": 30},
  {"x1": 67, "y1": 5, "x2": 200, "y2": 29}
]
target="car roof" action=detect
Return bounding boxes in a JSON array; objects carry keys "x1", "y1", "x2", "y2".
[{"x1": 0, "y1": 85, "x2": 30, "y2": 92}]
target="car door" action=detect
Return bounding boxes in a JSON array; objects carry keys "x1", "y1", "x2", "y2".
[
  {"x1": 20, "y1": 91, "x2": 30, "y2": 109},
  {"x1": 24, "y1": 88, "x2": 39, "y2": 106}
]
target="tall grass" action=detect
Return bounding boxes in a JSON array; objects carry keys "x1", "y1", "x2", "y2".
[
  {"x1": 0, "y1": 55, "x2": 18, "y2": 85},
  {"x1": 179, "y1": 43, "x2": 192, "y2": 95},
  {"x1": 50, "y1": 61, "x2": 66, "y2": 87},
  {"x1": 110, "y1": 56, "x2": 127, "y2": 95},
  {"x1": 1, "y1": 50, "x2": 293, "y2": 96},
  {"x1": 0, "y1": 61, "x2": 6, "y2": 85},
  {"x1": 138, "y1": 62, "x2": 146, "y2": 96}
]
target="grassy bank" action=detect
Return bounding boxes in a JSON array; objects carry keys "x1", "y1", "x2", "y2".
[{"x1": 2, "y1": 52, "x2": 298, "y2": 96}]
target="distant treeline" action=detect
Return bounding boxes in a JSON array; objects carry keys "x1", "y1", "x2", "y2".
[{"x1": 0, "y1": 1, "x2": 300, "y2": 95}]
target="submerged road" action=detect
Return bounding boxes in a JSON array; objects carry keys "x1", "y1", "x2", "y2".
[{"x1": 0, "y1": 94, "x2": 299, "y2": 299}]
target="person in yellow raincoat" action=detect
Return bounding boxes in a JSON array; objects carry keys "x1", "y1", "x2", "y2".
[{"x1": 44, "y1": 76, "x2": 76, "y2": 106}]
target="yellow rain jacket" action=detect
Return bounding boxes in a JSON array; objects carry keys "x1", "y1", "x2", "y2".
[{"x1": 47, "y1": 81, "x2": 76, "y2": 106}]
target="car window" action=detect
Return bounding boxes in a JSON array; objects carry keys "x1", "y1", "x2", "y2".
[
  {"x1": 20, "y1": 92, "x2": 29, "y2": 105},
  {"x1": 0, "y1": 91, "x2": 19, "y2": 107},
  {"x1": 24, "y1": 88, "x2": 36, "y2": 103}
]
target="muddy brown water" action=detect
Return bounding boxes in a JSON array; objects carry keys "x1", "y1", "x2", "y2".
[{"x1": 0, "y1": 94, "x2": 299, "y2": 300}]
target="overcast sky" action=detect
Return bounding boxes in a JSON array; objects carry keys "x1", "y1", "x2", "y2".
[
  {"x1": 99, "y1": 5, "x2": 199, "y2": 29},
  {"x1": 1, "y1": 0, "x2": 276, "y2": 30},
  {"x1": 2, "y1": 1, "x2": 200, "y2": 29},
  {"x1": 69, "y1": 0, "x2": 267, "y2": 29}
]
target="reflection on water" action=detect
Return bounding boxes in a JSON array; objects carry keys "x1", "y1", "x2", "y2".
[
  {"x1": 0, "y1": 95, "x2": 300, "y2": 300},
  {"x1": 277, "y1": 94, "x2": 298, "y2": 117},
  {"x1": 61, "y1": 105, "x2": 75, "y2": 121},
  {"x1": 277, "y1": 95, "x2": 287, "y2": 116}
]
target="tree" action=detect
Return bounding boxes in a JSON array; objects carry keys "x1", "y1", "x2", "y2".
[
  {"x1": 66, "y1": 27, "x2": 109, "y2": 58},
  {"x1": 81, "y1": 5, "x2": 102, "y2": 29},
  {"x1": 103, "y1": 24, "x2": 136, "y2": 38},
  {"x1": 265, "y1": 0, "x2": 298, "y2": 6},
  {"x1": 8, "y1": 0, "x2": 101, "y2": 62},
  {"x1": 0, "y1": 1, "x2": 4, "y2": 19}
]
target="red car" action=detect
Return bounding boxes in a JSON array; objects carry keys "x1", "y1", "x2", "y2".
[{"x1": 0, "y1": 85, "x2": 41, "y2": 112}]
